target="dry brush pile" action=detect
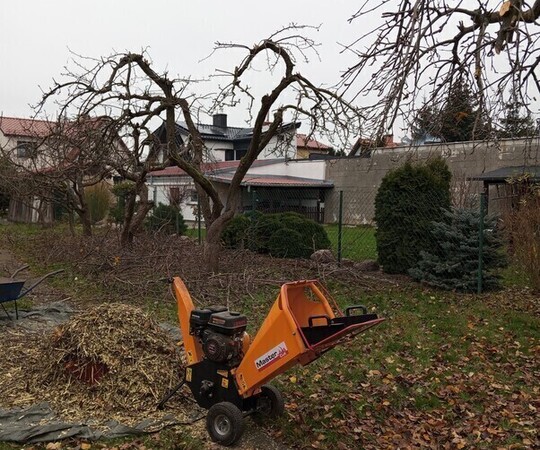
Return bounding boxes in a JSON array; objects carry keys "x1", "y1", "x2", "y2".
[{"x1": 6, "y1": 228, "x2": 393, "y2": 316}]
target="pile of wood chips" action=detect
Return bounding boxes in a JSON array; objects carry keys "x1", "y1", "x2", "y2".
[{"x1": 1, "y1": 303, "x2": 189, "y2": 425}]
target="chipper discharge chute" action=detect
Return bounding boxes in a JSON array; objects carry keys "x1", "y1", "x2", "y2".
[{"x1": 171, "y1": 277, "x2": 384, "y2": 446}]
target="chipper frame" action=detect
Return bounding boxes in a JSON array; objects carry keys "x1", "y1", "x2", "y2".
[{"x1": 172, "y1": 277, "x2": 384, "y2": 446}]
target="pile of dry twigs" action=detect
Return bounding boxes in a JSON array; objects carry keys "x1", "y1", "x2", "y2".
[{"x1": 1, "y1": 303, "x2": 187, "y2": 424}]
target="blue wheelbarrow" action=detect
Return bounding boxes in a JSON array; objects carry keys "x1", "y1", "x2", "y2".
[{"x1": 0, "y1": 265, "x2": 64, "y2": 319}]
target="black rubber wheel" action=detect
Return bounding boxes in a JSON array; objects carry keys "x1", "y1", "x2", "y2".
[
  {"x1": 255, "y1": 384, "x2": 285, "y2": 420},
  {"x1": 206, "y1": 402, "x2": 245, "y2": 446}
]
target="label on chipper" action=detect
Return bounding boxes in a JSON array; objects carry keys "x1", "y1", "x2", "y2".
[{"x1": 255, "y1": 342, "x2": 289, "y2": 371}]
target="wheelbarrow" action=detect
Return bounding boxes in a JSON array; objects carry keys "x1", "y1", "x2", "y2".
[
  {"x1": 163, "y1": 277, "x2": 384, "y2": 446},
  {"x1": 0, "y1": 265, "x2": 64, "y2": 319}
]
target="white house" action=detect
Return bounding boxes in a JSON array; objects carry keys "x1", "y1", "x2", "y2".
[
  {"x1": 146, "y1": 113, "x2": 337, "y2": 225},
  {"x1": 153, "y1": 113, "x2": 301, "y2": 163},
  {"x1": 147, "y1": 158, "x2": 333, "y2": 225},
  {"x1": 0, "y1": 116, "x2": 57, "y2": 222}
]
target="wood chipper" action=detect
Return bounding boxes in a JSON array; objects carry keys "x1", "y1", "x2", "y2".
[{"x1": 170, "y1": 277, "x2": 384, "y2": 446}]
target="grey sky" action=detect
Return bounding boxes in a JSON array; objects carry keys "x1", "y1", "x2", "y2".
[{"x1": 0, "y1": 0, "x2": 359, "y2": 135}]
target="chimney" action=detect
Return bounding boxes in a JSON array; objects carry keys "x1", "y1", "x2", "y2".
[
  {"x1": 383, "y1": 134, "x2": 395, "y2": 147},
  {"x1": 213, "y1": 113, "x2": 227, "y2": 128}
]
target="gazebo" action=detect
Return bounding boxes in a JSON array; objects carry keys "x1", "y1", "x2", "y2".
[{"x1": 469, "y1": 165, "x2": 540, "y2": 213}]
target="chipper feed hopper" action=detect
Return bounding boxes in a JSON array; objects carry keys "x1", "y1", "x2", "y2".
[{"x1": 172, "y1": 277, "x2": 384, "y2": 446}]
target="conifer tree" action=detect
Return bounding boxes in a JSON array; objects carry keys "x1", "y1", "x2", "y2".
[
  {"x1": 439, "y1": 79, "x2": 480, "y2": 142},
  {"x1": 409, "y1": 208, "x2": 506, "y2": 292},
  {"x1": 498, "y1": 97, "x2": 537, "y2": 138},
  {"x1": 374, "y1": 158, "x2": 451, "y2": 274}
]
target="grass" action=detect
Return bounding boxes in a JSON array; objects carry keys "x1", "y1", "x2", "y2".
[{"x1": 324, "y1": 224, "x2": 377, "y2": 261}]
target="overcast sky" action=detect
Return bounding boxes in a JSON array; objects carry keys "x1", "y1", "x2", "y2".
[{"x1": 0, "y1": 0, "x2": 362, "y2": 136}]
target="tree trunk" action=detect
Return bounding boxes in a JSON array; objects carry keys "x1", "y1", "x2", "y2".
[
  {"x1": 120, "y1": 226, "x2": 134, "y2": 248},
  {"x1": 203, "y1": 206, "x2": 237, "y2": 273},
  {"x1": 80, "y1": 210, "x2": 93, "y2": 236},
  {"x1": 68, "y1": 210, "x2": 75, "y2": 237},
  {"x1": 204, "y1": 221, "x2": 223, "y2": 273}
]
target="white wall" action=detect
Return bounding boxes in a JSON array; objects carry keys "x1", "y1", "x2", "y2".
[
  {"x1": 147, "y1": 176, "x2": 199, "y2": 223},
  {"x1": 247, "y1": 159, "x2": 326, "y2": 179}
]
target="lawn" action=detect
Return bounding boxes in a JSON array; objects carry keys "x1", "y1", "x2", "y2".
[
  {"x1": 0, "y1": 224, "x2": 538, "y2": 449},
  {"x1": 325, "y1": 224, "x2": 377, "y2": 261}
]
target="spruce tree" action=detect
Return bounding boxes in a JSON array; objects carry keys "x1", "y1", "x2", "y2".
[
  {"x1": 439, "y1": 79, "x2": 478, "y2": 142},
  {"x1": 411, "y1": 103, "x2": 442, "y2": 143},
  {"x1": 409, "y1": 208, "x2": 506, "y2": 292},
  {"x1": 498, "y1": 97, "x2": 537, "y2": 138}
]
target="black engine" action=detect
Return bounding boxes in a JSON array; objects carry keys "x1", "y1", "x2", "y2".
[{"x1": 189, "y1": 306, "x2": 248, "y2": 366}]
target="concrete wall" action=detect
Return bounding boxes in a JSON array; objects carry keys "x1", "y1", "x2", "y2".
[{"x1": 324, "y1": 138, "x2": 540, "y2": 225}]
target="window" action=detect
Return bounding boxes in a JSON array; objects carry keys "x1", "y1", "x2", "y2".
[
  {"x1": 225, "y1": 149, "x2": 235, "y2": 161},
  {"x1": 189, "y1": 190, "x2": 198, "y2": 203},
  {"x1": 226, "y1": 149, "x2": 247, "y2": 161},
  {"x1": 16, "y1": 141, "x2": 37, "y2": 158}
]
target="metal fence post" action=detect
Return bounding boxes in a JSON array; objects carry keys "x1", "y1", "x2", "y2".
[
  {"x1": 337, "y1": 190, "x2": 343, "y2": 265},
  {"x1": 197, "y1": 196, "x2": 202, "y2": 245},
  {"x1": 251, "y1": 188, "x2": 257, "y2": 212},
  {"x1": 477, "y1": 192, "x2": 487, "y2": 294}
]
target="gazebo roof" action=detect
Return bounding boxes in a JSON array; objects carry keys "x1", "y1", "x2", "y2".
[{"x1": 469, "y1": 165, "x2": 540, "y2": 183}]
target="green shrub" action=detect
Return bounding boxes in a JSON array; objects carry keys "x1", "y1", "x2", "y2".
[
  {"x1": 268, "y1": 228, "x2": 308, "y2": 258},
  {"x1": 146, "y1": 203, "x2": 186, "y2": 235},
  {"x1": 222, "y1": 211, "x2": 330, "y2": 259},
  {"x1": 279, "y1": 212, "x2": 331, "y2": 250},
  {"x1": 222, "y1": 214, "x2": 252, "y2": 249},
  {"x1": 374, "y1": 158, "x2": 451, "y2": 274},
  {"x1": 85, "y1": 182, "x2": 111, "y2": 224},
  {"x1": 409, "y1": 208, "x2": 507, "y2": 292}
]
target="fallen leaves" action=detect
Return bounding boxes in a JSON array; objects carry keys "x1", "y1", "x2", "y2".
[{"x1": 268, "y1": 287, "x2": 540, "y2": 449}]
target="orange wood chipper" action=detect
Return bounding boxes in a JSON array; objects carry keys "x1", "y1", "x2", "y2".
[{"x1": 167, "y1": 277, "x2": 384, "y2": 446}]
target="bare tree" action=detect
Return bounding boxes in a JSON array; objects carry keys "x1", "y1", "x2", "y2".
[
  {"x1": 38, "y1": 27, "x2": 360, "y2": 271},
  {"x1": 343, "y1": 0, "x2": 540, "y2": 152}
]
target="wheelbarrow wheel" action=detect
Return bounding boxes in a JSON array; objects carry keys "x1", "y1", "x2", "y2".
[
  {"x1": 206, "y1": 402, "x2": 245, "y2": 446},
  {"x1": 254, "y1": 384, "x2": 285, "y2": 422}
]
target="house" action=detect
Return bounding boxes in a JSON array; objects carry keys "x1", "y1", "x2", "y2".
[
  {"x1": 0, "y1": 116, "x2": 56, "y2": 222},
  {"x1": 296, "y1": 134, "x2": 332, "y2": 159},
  {"x1": 148, "y1": 113, "x2": 334, "y2": 224},
  {"x1": 0, "y1": 116, "x2": 53, "y2": 169},
  {"x1": 153, "y1": 113, "x2": 300, "y2": 163},
  {"x1": 147, "y1": 158, "x2": 333, "y2": 224},
  {"x1": 1, "y1": 116, "x2": 124, "y2": 223}
]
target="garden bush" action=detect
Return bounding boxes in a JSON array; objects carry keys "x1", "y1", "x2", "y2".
[
  {"x1": 146, "y1": 203, "x2": 186, "y2": 235},
  {"x1": 374, "y1": 158, "x2": 451, "y2": 274},
  {"x1": 85, "y1": 182, "x2": 111, "y2": 224},
  {"x1": 221, "y1": 214, "x2": 252, "y2": 249},
  {"x1": 409, "y1": 208, "x2": 506, "y2": 292},
  {"x1": 222, "y1": 211, "x2": 330, "y2": 258}
]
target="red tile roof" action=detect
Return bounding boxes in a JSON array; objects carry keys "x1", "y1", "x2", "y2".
[
  {"x1": 148, "y1": 159, "x2": 283, "y2": 177},
  {"x1": 296, "y1": 134, "x2": 332, "y2": 151},
  {"x1": 0, "y1": 116, "x2": 54, "y2": 138},
  {"x1": 148, "y1": 160, "x2": 241, "y2": 177}
]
